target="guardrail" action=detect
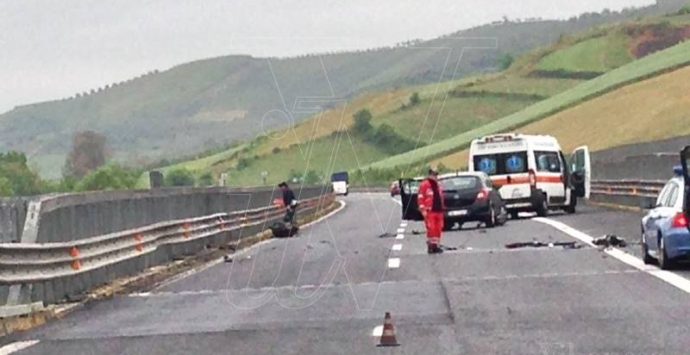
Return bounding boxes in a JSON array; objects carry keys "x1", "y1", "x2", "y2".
[
  {"x1": 0, "y1": 194, "x2": 334, "y2": 317},
  {"x1": 590, "y1": 179, "x2": 665, "y2": 207}
]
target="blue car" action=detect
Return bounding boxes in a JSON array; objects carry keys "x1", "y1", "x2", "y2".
[{"x1": 641, "y1": 146, "x2": 690, "y2": 269}]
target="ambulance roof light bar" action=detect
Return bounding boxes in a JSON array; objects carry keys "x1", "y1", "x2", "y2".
[{"x1": 483, "y1": 133, "x2": 520, "y2": 143}]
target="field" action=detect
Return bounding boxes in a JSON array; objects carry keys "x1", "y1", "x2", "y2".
[
  {"x1": 536, "y1": 31, "x2": 634, "y2": 73},
  {"x1": 435, "y1": 62, "x2": 690, "y2": 168},
  {"x1": 366, "y1": 40, "x2": 690, "y2": 170},
  {"x1": 461, "y1": 76, "x2": 582, "y2": 97},
  {"x1": 375, "y1": 95, "x2": 538, "y2": 144},
  {"x1": 218, "y1": 134, "x2": 389, "y2": 186}
]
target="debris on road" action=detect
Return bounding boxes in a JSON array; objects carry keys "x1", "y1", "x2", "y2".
[
  {"x1": 223, "y1": 255, "x2": 233, "y2": 263},
  {"x1": 411, "y1": 229, "x2": 423, "y2": 235},
  {"x1": 592, "y1": 234, "x2": 627, "y2": 248},
  {"x1": 505, "y1": 241, "x2": 583, "y2": 249},
  {"x1": 440, "y1": 245, "x2": 458, "y2": 251},
  {"x1": 377, "y1": 233, "x2": 395, "y2": 238}
]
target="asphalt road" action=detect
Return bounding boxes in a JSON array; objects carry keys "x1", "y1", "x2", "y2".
[{"x1": 6, "y1": 194, "x2": 690, "y2": 354}]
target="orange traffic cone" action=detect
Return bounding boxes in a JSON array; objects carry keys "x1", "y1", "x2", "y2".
[{"x1": 377, "y1": 312, "x2": 400, "y2": 347}]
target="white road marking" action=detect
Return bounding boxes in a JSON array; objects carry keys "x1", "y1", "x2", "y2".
[
  {"x1": 391, "y1": 198, "x2": 402, "y2": 206},
  {"x1": 0, "y1": 340, "x2": 40, "y2": 355},
  {"x1": 395, "y1": 234, "x2": 404, "y2": 240},
  {"x1": 400, "y1": 222, "x2": 407, "y2": 227},
  {"x1": 535, "y1": 217, "x2": 690, "y2": 294},
  {"x1": 396, "y1": 228, "x2": 405, "y2": 233},
  {"x1": 387, "y1": 258, "x2": 401, "y2": 268},
  {"x1": 392, "y1": 244, "x2": 403, "y2": 251},
  {"x1": 372, "y1": 325, "x2": 383, "y2": 337}
]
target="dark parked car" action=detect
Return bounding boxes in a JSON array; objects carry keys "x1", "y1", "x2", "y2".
[{"x1": 399, "y1": 172, "x2": 508, "y2": 229}]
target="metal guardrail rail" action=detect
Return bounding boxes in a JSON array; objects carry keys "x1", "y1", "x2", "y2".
[
  {"x1": 591, "y1": 179, "x2": 666, "y2": 198},
  {"x1": 0, "y1": 196, "x2": 329, "y2": 285}
]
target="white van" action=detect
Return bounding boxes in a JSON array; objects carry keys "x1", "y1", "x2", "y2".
[
  {"x1": 468, "y1": 134, "x2": 590, "y2": 217},
  {"x1": 331, "y1": 171, "x2": 349, "y2": 196}
]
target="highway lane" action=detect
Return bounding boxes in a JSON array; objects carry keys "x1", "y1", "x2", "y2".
[{"x1": 6, "y1": 194, "x2": 690, "y2": 354}]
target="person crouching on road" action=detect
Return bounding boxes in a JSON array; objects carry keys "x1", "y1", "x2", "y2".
[
  {"x1": 279, "y1": 182, "x2": 297, "y2": 225},
  {"x1": 418, "y1": 168, "x2": 445, "y2": 254}
]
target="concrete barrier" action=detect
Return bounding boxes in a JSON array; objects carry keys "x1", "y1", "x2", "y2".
[{"x1": 0, "y1": 185, "x2": 334, "y2": 315}]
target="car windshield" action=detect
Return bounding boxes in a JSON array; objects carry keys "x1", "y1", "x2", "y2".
[{"x1": 441, "y1": 176, "x2": 479, "y2": 191}]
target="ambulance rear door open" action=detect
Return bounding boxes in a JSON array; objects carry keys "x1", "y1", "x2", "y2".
[{"x1": 570, "y1": 146, "x2": 591, "y2": 199}]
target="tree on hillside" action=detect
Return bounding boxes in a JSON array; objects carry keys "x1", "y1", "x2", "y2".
[
  {"x1": 165, "y1": 168, "x2": 195, "y2": 187},
  {"x1": 0, "y1": 152, "x2": 44, "y2": 196},
  {"x1": 352, "y1": 109, "x2": 373, "y2": 134},
  {"x1": 409, "y1": 92, "x2": 421, "y2": 106},
  {"x1": 64, "y1": 131, "x2": 108, "y2": 179},
  {"x1": 76, "y1": 165, "x2": 139, "y2": 192},
  {"x1": 498, "y1": 54, "x2": 514, "y2": 70}
]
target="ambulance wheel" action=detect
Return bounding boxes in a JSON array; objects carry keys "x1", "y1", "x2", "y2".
[
  {"x1": 564, "y1": 196, "x2": 577, "y2": 214},
  {"x1": 535, "y1": 194, "x2": 548, "y2": 217}
]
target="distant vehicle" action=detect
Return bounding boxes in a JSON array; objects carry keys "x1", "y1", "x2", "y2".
[
  {"x1": 640, "y1": 146, "x2": 690, "y2": 269},
  {"x1": 390, "y1": 181, "x2": 400, "y2": 196},
  {"x1": 331, "y1": 171, "x2": 349, "y2": 196},
  {"x1": 399, "y1": 172, "x2": 508, "y2": 229},
  {"x1": 468, "y1": 133, "x2": 590, "y2": 218}
]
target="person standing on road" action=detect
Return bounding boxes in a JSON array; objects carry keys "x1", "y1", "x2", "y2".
[
  {"x1": 279, "y1": 182, "x2": 298, "y2": 225},
  {"x1": 418, "y1": 168, "x2": 445, "y2": 254}
]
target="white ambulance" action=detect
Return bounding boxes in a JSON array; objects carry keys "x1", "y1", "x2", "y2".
[{"x1": 468, "y1": 134, "x2": 590, "y2": 218}]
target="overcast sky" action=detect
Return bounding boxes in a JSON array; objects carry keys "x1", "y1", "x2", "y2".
[{"x1": 0, "y1": 0, "x2": 653, "y2": 113}]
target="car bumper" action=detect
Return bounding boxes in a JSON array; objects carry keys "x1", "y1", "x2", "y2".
[
  {"x1": 664, "y1": 229, "x2": 690, "y2": 260},
  {"x1": 444, "y1": 203, "x2": 491, "y2": 222}
]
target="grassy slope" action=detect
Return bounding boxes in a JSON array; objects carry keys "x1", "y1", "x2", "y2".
[
  {"x1": 366, "y1": 40, "x2": 690, "y2": 170},
  {"x1": 220, "y1": 134, "x2": 389, "y2": 186},
  {"x1": 436, "y1": 64, "x2": 690, "y2": 167},
  {"x1": 536, "y1": 31, "x2": 634, "y2": 73}
]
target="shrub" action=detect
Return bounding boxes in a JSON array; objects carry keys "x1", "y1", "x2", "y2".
[{"x1": 165, "y1": 168, "x2": 195, "y2": 187}]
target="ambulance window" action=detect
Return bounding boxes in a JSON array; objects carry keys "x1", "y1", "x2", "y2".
[
  {"x1": 535, "y1": 151, "x2": 561, "y2": 173},
  {"x1": 475, "y1": 156, "x2": 497, "y2": 175},
  {"x1": 504, "y1": 153, "x2": 526, "y2": 174}
]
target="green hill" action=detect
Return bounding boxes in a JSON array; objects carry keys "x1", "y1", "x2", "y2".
[
  {"x1": 2, "y1": 0, "x2": 688, "y2": 179},
  {"x1": 366, "y1": 38, "x2": 690, "y2": 171}
]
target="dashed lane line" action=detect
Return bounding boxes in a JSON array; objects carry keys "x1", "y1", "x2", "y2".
[
  {"x1": 392, "y1": 244, "x2": 403, "y2": 251},
  {"x1": 387, "y1": 258, "x2": 401, "y2": 268},
  {"x1": 0, "y1": 340, "x2": 40, "y2": 355},
  {"x1": 395, "y1": 234, "x2": 404, "y2": 240},
  {"x1": 535, "y1": 217, "x2": 690, "y2": 294}
]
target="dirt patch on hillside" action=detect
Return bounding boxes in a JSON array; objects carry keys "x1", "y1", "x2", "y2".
[{"x1": 628, "y1": 23, "x2": 690, "y2": 58}]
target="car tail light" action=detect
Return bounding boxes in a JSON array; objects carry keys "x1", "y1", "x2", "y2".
[
  {"x1": 672, "y1": 213, "x2": 689, "y2": 228},
  {"x1": 476, "y1": 188, "x2": 490, "y2": 201},
  {"x1": 528, "y1": 169, "x2": 537, "y2": 187}
]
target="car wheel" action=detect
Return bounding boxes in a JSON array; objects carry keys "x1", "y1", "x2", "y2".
[
  {"x1": 641, "y1": 230, "x2": 654, "y2": 265},
  {"x1": 509, "y1": 210, "x2": 519, "y2": 220},
  {"x1": 535, "y1": 194, "x2": 548, "y2": 217},
  {"x1": 658, "y1": 236, "x2": 674, "y2": 270},
  {"x1": 485, "y1": 204, "x2": 497, "y2": 228},
  {"x1": 497, "y1": 206, "x2": 508, "y2": 226},
  {"x1": 443, "y1": 221, "x2": 454, "y2": 231}
]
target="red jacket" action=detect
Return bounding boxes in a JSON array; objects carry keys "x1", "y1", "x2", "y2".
[{"x1": 418, "y1": 178, "x2": 445, "y2": 213}]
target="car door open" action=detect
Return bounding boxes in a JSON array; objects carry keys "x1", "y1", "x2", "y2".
[
  {"x1": 570, "y1": 146, "x2": 591, "y2": 199},
  {"x1": 681, "y1": 145, "x2": 690, "y2": 229},
  {"x1": 399, "y1": 178, "x2": 424, "y2": 221}
]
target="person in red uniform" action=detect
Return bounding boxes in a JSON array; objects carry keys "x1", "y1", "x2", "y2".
[{"x1": 418, "y1": 168, "x2": 445, "y2": 254}]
